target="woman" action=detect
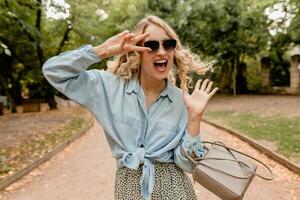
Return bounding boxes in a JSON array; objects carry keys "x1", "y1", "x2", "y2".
[{"x1": 42, "y1": 15, "x2": 218, "y2": 200}]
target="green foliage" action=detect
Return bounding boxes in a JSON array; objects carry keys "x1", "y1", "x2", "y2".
[
  {"x1": 285, "y1": 0, "x2": 300, "y2": 43},
  {"x1": 264, "y1": 0, "x2": 298, "y2": 87},
  {"x1": 140, "y1": 0, "x2": 277, "y2": 93},
  {"x1": 243, "y1": 56, "x2": 262, "y2": 91},
  {"x1": 177, "y1": 0, "x2": 269, "y2": 56},
  {"x1": 144, "y1": 0, "x2": 299, "y2": 92},
  {"x1": 268, "y1": 33, "x2": 292, "y2": 86},
  {"x1": 1, "y1": 0, "x2": 300, "y2": 101}
]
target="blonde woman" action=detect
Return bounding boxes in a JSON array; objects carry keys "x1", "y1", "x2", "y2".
[{"x1": 43, "y1": 15, "x2": 218, "y2": 200}]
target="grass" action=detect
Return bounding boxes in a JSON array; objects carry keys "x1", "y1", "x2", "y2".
[
  {"x1": 204, "y1": 111, "x2": 300, "y2": 163},
  {"x1": 0, "y1": 116, "x2": 93, "y2": 181}
]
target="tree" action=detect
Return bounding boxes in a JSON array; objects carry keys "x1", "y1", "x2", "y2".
[
  {"x1": 0, "y1": 0, "x2": 79, "y2": 110},
  {"x1": 157, "y1": 0, "x2": 271, "y2": 94},
  {"x1": 264, "y1": 0, "x2": 298, "y2": 87}
]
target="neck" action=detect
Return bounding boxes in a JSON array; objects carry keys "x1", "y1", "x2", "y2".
[{"x1": 139, "y1": 73, "x2": 166, "y2": 96}]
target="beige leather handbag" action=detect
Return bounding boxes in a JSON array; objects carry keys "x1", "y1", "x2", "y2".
[{"x1": 182, "y1": 141, "x2": 273, "y2": 200}]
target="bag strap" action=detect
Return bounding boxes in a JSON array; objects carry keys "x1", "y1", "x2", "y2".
[
  {"x1": 181, "y1": 146, "x2": 254, "y2": 179},
  {"x1": 197, "y1": 157, "x2": 255, "y2": 179},
  {"x1": 202, "y1": 141, "x2": 273, "y2": 180},
  {"x1": 181, "y1": 141, "x2": 274, "y2": 180}
]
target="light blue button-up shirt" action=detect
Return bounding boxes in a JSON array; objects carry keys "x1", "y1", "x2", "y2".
[{"x1": 42, "y1": 45, "x2": 205, "y2": 200}]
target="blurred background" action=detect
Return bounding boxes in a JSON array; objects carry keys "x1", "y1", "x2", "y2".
[
  {"x1": 0, "y1": 0, "x2": 300, "y2": 112},
  {"x1": 0, "y1": 1, "x2": 300, "y2": 199}
]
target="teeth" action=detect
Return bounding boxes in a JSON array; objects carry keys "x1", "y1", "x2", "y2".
[{"x1": 154, "y1": 59, "x2": 167, "y2": 64}]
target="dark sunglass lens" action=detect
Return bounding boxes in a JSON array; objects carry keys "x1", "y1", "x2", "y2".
[
  {"x1": 144, "y1": 41, "x2": 159, "y2": 52},
  {"x1": 163, "y1": 39, "x2": 177, "y2": 50}
]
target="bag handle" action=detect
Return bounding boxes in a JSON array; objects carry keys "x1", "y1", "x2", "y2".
[
  {"x1": 202, "y1": 141, "x2": 273, "y2": 180},
  {"x1": 181, "y1": 141, "x2": 274, "y2": 180},
  {"x1": 197, "y1": 157, "x2": 255, "y2": 179},
  {"x1": 181, "y1": 146, "x2": 254, "y2": 179}
]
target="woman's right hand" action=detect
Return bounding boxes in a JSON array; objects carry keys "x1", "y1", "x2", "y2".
[{"x1": 93, "y1": 30, "x2": 151, "y2": 59}]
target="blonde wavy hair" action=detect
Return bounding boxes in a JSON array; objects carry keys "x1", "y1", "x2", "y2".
[{"x1": 107, "y1": 15, "x2": 211, "y2": 88}]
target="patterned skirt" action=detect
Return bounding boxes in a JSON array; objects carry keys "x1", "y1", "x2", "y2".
[{"x1": 114, "y1": 162, "x2": 197, "y2": 200}]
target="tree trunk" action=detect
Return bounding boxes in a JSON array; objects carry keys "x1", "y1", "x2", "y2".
[
  {"x1": 48, "y1": 92, "x2": 58, "y2": 110},
  {"x1": 0, "y1": 74, "x2": 17, "y2": 113},
  {"x1": 56, "y1": 15, "x2": 75, "y2": 55},
  {"x1": 8, "y1": 95, "x2": 17, "y2": 113},
  {"x1": 260, "y1": 57, "x2": 271, "y2": 93},
  {"x1": 36, "y1": 0, "x2": 57, "y2": 110},
  {"x1": 236, "y1": 62, "x2": 248, "y2": 93},
  {"x1": 220, "y1": 66, "x2": 230, "y2": 93},
  {"x1": 232, "y1": 56, "x2": 238, "y2": 96}
]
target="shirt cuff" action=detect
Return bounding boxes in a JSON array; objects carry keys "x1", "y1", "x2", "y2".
[
  {"x1": 182, "y1": 132, "x2": 206, "y2": 158},
  {"x1": 76, "y1": 44, "x2": 102, "y2": 66}
]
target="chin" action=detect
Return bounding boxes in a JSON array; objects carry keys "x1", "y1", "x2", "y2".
[{"x1": 153, "y1": 66, "x2": 170, "y2": 78}]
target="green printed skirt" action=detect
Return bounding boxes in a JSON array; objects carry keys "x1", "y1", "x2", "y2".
[{"x1": 114, "y1": 162, "x2": 197, "y2": 200}]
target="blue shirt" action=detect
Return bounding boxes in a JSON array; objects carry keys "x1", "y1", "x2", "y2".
[{"x1": 42, "y1": 45, "x2": 205, "y2": 200}]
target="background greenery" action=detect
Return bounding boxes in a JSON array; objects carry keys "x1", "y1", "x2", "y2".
[{"x1": 0, "y1": 0, "x2": 299, "y2": 112}]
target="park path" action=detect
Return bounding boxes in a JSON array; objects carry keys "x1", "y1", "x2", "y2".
[{"x1": 0, "y1": 120, "x2": 299, "y2": 200}]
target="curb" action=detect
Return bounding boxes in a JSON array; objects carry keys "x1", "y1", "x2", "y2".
[
  {"x1": 203, "y1": 119, "x2": 300, "y2": 175},
  {"x1": 0, "y1": 115, "x2": 94, "y2": 191}
]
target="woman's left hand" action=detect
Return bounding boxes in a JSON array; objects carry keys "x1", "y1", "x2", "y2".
[{"x1": 183, "y1": 79, "x2": 218, "y2": 118}]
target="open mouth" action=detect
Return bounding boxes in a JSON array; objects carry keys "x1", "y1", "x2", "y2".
[{"x1": 153, "y1": 59, "x2": 168, "y2": 72}]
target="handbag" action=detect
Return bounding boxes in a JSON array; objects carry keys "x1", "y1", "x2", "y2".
[{"x1": 181, "y1": 141, "x2": 274, "y2": 200}]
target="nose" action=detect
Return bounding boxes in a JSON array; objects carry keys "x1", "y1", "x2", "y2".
[{"x1": 156, "y1": 43, "x2": 167, "y2": 56}]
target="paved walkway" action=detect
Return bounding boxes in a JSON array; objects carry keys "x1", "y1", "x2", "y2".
[{"x1": 0, "y1": 121, "x2": 299, "y2": 200}]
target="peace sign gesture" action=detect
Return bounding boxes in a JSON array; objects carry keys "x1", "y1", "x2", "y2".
[
  {"x1": 183, "y1": 79, "x2": 218, "y2": 117},
  {"x1": 93, "y1": 30, "x2": 151, "y2": 59}
]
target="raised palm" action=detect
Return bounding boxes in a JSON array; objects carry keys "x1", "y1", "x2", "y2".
[{"x1": 183, "y1": 79, "x2": 218, "y2": 116}]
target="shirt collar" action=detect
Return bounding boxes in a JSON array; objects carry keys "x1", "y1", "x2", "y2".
[
  {"x1": 125, "y1": 73, "x2": 139, "y2": 94},
  {"x1": 159, "y1": 79, "x2": 174, "y2": 102},
  {"x1": 125, "y1": 73, "x2": 174, "y2": 102}
]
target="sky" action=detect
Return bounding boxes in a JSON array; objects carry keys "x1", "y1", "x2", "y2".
[
  {"x1": 264, "y1": 1, "x2": 296, "y2": 36},
  {"x1": 43, "y1": 0, "x2": 70, "y2": 20},
  {"x1": 43, "y1": 0, "x2": 108, "y2": 21}
]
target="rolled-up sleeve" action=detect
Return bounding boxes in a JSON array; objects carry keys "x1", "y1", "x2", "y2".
[
  {"x1": 42, "y1": 45, "x2": 108, "y2": 109},
  {"x1": 174, "y1": 131, "x2": 206, "y2": 173}
]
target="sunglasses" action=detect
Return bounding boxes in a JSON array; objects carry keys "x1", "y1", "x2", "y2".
[{"x1": 143, "y1": 39, "x2": 177, "y2": 53}]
